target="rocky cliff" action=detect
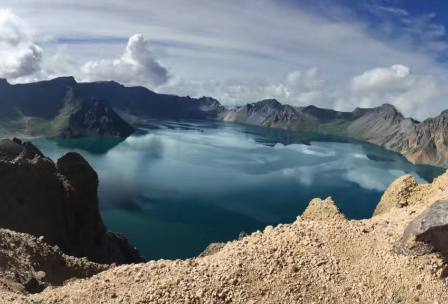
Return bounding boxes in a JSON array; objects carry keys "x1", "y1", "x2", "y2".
[
  {"x1": 0, "y1": 168, "x2": 448, "y2": 303},
  {"x1": 224, "y1": 100, "x2": 448, "y2": 168},
  {"x1": 0, "y1": 138, "x2": 142, "y2": 265}
]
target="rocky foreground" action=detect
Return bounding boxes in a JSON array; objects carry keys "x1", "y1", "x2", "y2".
[{"x1": 0, "y1": 168, "x2": 448, "y2": 302}]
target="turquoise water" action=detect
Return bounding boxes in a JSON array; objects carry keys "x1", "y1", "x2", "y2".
[{"x1": 33, "y1": 121, "x2": 444, "y2": 260}]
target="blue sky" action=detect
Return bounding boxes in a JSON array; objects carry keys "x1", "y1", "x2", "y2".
[{"x1": 0, "y1": 0, "x2": 448, "y2": 119}]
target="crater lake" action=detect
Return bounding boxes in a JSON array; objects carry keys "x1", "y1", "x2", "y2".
[{"x1": 33, "y1": 121, "x2": 444, "y2": 260}]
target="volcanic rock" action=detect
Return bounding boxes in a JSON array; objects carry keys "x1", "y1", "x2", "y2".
[{"x1": 0, "y1": 139, "x2": 142, "y2": 264}]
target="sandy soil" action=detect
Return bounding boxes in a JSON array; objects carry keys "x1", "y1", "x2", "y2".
[{"x1": 2, "y1": 172, "x2": 448, "y2": 303}]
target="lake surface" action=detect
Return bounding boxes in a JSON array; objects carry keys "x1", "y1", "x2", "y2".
[{"x1": 33, "y1": 121, "x2": 444, "y2": 260}]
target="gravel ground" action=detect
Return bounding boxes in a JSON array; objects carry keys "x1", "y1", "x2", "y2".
[{"x1": 2, "y1": 172, "x2": 448, "y2": 304}]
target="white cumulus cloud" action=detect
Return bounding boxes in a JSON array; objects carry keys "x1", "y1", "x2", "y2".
[
  {"x1": 0, "y1": 9, "x2": 42, "y2": 79},
  {"x1": 81, "y1": 34, "x2": 169, "y2": 88},
  {"x1": 340, "y1": 64, "x2": 447, "y2": 119},
  {"x1": 161, "y1": 67, "x2": 328, "y2": 108}
]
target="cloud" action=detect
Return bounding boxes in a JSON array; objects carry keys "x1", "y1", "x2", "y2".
[
  {"x1": 161, "y1": 67, "x2": 328, "y2": 107},
  {"x1": 1, "y1": 3, "x2": 448, "y2": 119},
  {"x1": 0, "y1": 9, "x2": 42, "y2": 79},
  {"x1": 162, "y1": 63, "x2": 447, "y2": 120},
  {"x1": 350, "y1": 64, "x2": 411, "y2": 92},
  {"x1": 81, "y1": 34, "x2": 169, "y2": 87},
  {"x1": 345, "y1": 168, "x2": 406, "y2": 191},
  {"x1": 339, "y1": 64, "x2": 447, "y2": 119},
  {"x1": 266, "y1": 68, "x2": 327, "y2": 106}
]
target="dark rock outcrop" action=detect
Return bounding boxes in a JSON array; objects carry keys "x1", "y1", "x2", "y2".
[
  {"x1": 0, "y1": 138, "x2": 143, "y2": 264},
  {"x1": 397, "y1": 200, "x2": 448, "y2": 256},
  {"x1": 60, "y1": 97, "x2": 135, "y2": 138}
]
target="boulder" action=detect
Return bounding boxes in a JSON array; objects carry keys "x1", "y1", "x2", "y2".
[{"x1": 396, "y1": 200, "x2": 448, "y2": 256}]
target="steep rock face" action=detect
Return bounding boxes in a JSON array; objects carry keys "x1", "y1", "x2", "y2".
[
  {"x1": 346, "y1": 105, "x2": 448, "y2": 168},
  {"x1": 223, "y1": 99, "x2": 319, "y2": 131},
  {"x1": 221, "y1": 100, "x2": 448, "y2": 167},
  {"x1": 223, "y1": 99, "x2": 284, "y2": 126},
  {"x1": 403, "y1": 111, "x2": 448, "y2": 167},
  {"x1": 346, "y1": 104, "x2": 416, "y2": 148},
  {"x1": 0, "y1": 139, "x2": 142, "y2": 264},
  {"x1": 59, "y1": 97, "x2": 135, "y2": 138}
]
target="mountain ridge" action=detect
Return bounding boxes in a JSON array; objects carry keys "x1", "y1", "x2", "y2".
[
  {"x1": 223, "y1": 100, "x2": 448, "y2": 167},
  {"x1": 1, "y1": 77, "x2": 448, "y2": 167}
]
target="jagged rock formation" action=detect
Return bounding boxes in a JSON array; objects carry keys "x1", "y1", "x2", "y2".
[
  {"x1": 58, "y1": 94, "x2": 134, "y2": 138},
  {"x1": 0, "y1": 138, "x2": 142, "y2": 265},
  {"x1": 404, "y1": 111, "x2": 448, "y2": 167},
  {"x1": 0, "y1": 171, "x2": 441, "y2": 303},
  {"x1": 224, "y1": 100, "x2": 448, "y2": 167}
]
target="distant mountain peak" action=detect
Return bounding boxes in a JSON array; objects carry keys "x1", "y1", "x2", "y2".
[
  {"x1": 372, "y1": 103, "x2": 404, "y2": 121},
  {"x1": 0, "y1": 78, "x2": 9, "y2": 86},
  {"x1": 49, "y1": 76, "x2": 77, "y2": 86},
  {"x1": 254, "y1": 99, "x2": 282, "y2": 108},
  {"x1": 379, "y1": 103, "x2": 396, "y2": 109}
]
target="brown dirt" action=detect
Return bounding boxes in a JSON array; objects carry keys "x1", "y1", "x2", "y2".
[{"x1": 3, "y1": 171, "x2": 448, "y2": 303}]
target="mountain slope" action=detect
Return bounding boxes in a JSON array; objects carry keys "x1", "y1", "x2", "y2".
[
  {"x1": 403, "y1": 111, "x2": 448, "y2": 167},
  {"x1": 0, "y1": 78, "x2": 135, "y2": 138},
  {"x1": 2, "y1": 77, "x2": 448, "y2": 167},
  {"x1": 0, "y1": 77, "x2": 223, "y2": 139},
  {"x1": 224, "y1": 100, "x2": 448, "y2": 167},
  {"x1": 73, "y1": 80, "x2": 224, "y2": 120}
]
